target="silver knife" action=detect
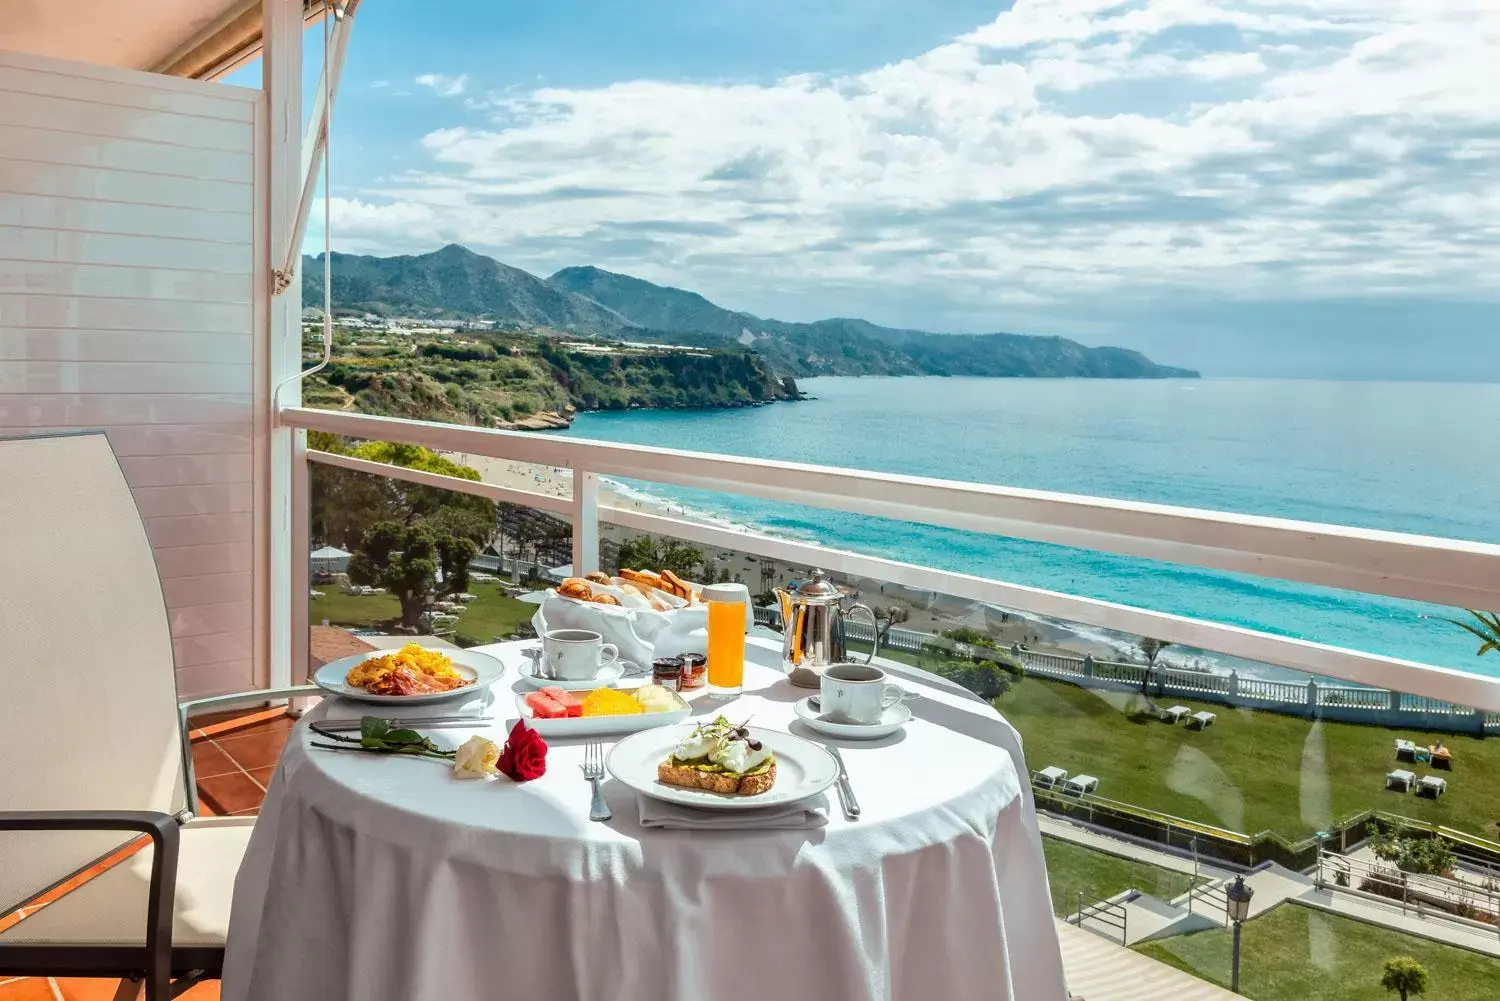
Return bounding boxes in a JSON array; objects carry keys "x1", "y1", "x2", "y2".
[
  {"x1": 827, "y1": 745, "x2": 860, "y2": 820},
  {"x1": 314, "y1": 715, "x2": 494, "y2": 732}
]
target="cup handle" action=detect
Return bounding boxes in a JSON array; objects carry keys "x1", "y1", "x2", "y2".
[
  {"x1": 881, "y1": 684, "x2": 903, "y2": 708},
  {"x1": 599, "y1": 644, "x2": 619, "y2": 668}
]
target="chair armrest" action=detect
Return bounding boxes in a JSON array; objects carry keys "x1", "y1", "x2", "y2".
[
  {"x1": 176, "y1": 685, "x2": 319, "y2": 817},
  {"x1": 0, "y1": 811, "x2": 178, "y2": 997},
  {"x1": 179, "y1": 684, "x2": 320, "y2": 718}
]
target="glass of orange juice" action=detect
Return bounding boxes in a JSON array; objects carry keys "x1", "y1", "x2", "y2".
[{"x1": 703, "y1": 583, "x2": 749, "y2": 698}]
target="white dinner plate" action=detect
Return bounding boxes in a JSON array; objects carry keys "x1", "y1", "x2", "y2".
[
  {"x1": 607, "y1": 725, "x2": 839, "y2": 811},
  {"x1": 518, "y1": 660, "x2": 626, "y2": 691},
  {"x1": 313, "y1": 647, "x2": 506, "y2": 705},
  {"x1": 513, "y1": 692, "x2": 691, "y2": 738},
  {"x1": 793, "y1": 696, "x2": 910, "y2": 740}
]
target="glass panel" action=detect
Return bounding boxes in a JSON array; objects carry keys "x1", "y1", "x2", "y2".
[
  {"x1": 308, "y1": 447, "x2": 562, "y2": 654},
  {"x1": 599, "y1": 515, "x2": 1500, "y2": 995}
]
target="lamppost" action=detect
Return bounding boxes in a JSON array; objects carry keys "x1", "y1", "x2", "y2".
[{"x1": 1226, "y1": 875, "x2": 1254, "y2": 993}]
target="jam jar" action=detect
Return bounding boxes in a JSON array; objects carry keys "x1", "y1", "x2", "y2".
[
  {"x1": 679, "y1": 652, "x2": 708, "y2": 691},
  {"x1": 651, "y1": 656, "x2": 684, "y2": 691}
]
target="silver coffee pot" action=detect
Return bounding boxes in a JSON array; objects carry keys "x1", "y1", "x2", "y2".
[{"x1": 775, "y1": 569, "x2": 879, "y2": 688}]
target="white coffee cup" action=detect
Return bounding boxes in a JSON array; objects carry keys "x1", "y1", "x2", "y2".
[
  {"x1": 542, "y1": 628, "x2": 619, "y2": 681},
  {"x1": 820, "y1": 663, "x2": 903, "y2": 725}
]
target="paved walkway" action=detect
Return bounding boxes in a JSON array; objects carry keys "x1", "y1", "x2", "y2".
[{"x1": 1056, "y1": 920, "x2": 1239, "y2": 1001}]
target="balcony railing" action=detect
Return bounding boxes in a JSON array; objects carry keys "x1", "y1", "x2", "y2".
[{"x1": 281, "y1": 405, "x2": 1500, "y2": 713}]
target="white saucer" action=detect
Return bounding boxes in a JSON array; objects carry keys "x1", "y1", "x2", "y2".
[
  {"x1": 519, "y1": 660, "x2": 625, "y2": 692},
  {"x1": 793, "y1": 696, "x2": 911, "y2": 739}
]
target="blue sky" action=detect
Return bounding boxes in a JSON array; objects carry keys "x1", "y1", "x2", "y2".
[{"x1": 232, "y1": 2, "x2": 1500, "y2": 378}]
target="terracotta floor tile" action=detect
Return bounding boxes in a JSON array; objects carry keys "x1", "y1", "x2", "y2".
[
  {"x1": 53, "y1": 978, "x2": 216, "y2": 1001},
  {"x1": 186, "y1": 708, "x2": 250, "y2": 728},
  {"x1": 0, "y1": 979, "x2": 61, "y2": 1000},
  {"x1": 190, "y1": 742, "x2": 238, "y2": 780},
  {"x1": 54, "y1": 979, "x2": 126, "y2": 1001},
  {"x1": 247, "y1": 766, "x2": 276, "y2": 788},
  {"x1": 197, "y1": 772, "x2": 264, "y2": 815},
  {"x1": 214, "y1": 728, "x2": 291, "y2": 771},
  {"x1": 190, "y1": 707, "x2": 290, "y2": 742}
]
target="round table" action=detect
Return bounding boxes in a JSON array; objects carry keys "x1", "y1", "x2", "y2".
[{"x1": 222, "y1": 638, "x2": 1066, "y2": 1001}]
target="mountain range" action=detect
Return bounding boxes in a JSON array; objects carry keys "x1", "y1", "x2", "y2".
[{"x1": 304, "y1": 244, "x2": 1198, "y2": 379}]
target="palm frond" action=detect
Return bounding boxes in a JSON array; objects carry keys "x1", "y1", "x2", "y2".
[{"x1": 1442, "y1": 610, "x2": 1500, "y2": 657}]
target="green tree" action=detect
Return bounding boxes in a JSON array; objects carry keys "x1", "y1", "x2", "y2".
[
  {"x1": 1380, "y1": 956, "x2": 1429, "y2": 1001},
  {"x1": 309, "y1": 434, "x2": 495, "y2": 551},
  {"x1": 348, "y1": 521, "x2": 440, "y2": 629},
  {"x1": 613, "y1": 535, "x2": 705, "y2": 579},
  {"x1": 1370, "y1": 829, "x2": 1456, "y2": 876},
  {"x1": 928, "y1": 628, "x2": 1024, "y2": 700}
]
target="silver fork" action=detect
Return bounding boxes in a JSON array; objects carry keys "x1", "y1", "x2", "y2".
[{"x1": 581, "y1": 742, "x2": 611, "y2": 822}]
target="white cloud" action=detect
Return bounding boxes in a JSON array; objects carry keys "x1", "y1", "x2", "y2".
[
  {"x1": 337, "y1": 1, "x2": 1500, "y2": 318},
  {"x1": 414, "y1": 73, "x2": 468, "y2": 97}
]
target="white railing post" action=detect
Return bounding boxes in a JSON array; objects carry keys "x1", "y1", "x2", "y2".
[
  {"x1": 263, "y1": 0, "x2": 301, "y2": 691},
  {"x1": 573, "y1": 468, "x2": 599, "y2": 576},
  {"x1": 290, "y1": 436, "x2": 310, "y2": 681}
]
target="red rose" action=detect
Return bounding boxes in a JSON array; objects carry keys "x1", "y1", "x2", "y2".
[{"x1": 497, "y1": 719, "x2": 548, "y2": 782}]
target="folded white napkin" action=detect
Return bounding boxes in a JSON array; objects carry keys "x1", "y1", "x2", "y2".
[{"x1": 637, "y1": 794, "x2": 830, "y2": 831}]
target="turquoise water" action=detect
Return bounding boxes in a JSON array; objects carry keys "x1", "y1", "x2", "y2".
[{"x1": 564, "y1": 377, "x2": 1500, "y2": 677}]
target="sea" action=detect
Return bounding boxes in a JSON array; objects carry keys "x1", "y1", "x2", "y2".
[{"x1": 563, "y1": 377, "x2": 1500, "y2": 680}]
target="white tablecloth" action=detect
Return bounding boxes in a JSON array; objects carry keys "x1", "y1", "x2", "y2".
[{"x1": 222, "y1": 638, "x2": 1065, "y2": 1001}]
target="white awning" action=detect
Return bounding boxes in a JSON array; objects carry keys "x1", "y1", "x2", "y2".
[{"x1": 0, "y1": 0, "x2": 331, "y2": 80}]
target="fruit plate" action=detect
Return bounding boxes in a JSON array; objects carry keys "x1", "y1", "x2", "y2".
[
  {"x1": 607, "y1": 725, "x2": 839, "y2": 811},
  {"x1": 513, "y1": 692, "x2": 691, "y2": 737},
  {"x1": 313, "y1": 647, "x2": 506, "y2": 705}
]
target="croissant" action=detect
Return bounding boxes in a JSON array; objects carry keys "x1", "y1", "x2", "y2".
[
  {"x1": 557, "y1": 579, "x2": 595, "y2": 601},
  {"x1": 591, "y1": 593, "x2": 621, "y2": 606},
  {"x1": 585, "y1": 571, "x2": 612, "y2": 584}
]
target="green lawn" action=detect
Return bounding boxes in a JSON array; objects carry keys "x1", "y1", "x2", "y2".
[
  {"x1": 994, "y1": 675, "x2": 1500, "y2": 839},
  {"x1": 1042, "y1": 836, "x2": 1195, "y2": 916},
  {"x1": 1138, "y1": 903, "x2": 1500, "y2": 1001},
  {"x1": 309, "y1": 579, "x2": 535, "y2": 643}
]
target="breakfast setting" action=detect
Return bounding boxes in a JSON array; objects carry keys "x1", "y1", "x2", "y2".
[{"x1": 226, "y1": 567, "x2": 1063, "y2": 1000}]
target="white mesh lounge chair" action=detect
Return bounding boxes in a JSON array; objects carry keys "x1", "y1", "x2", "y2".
[{"x1": 0, "y1": 433, "x2": 314, "y2": 1000}]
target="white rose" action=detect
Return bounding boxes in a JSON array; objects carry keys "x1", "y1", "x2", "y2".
[{"x1": 452, "y1": 735, "x2": 500, "y2": 780}]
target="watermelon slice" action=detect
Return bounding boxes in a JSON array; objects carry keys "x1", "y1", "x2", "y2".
[
  {"x1": 524, "y1": 691, "x2": 567, "y2": 719},
  {"x1": 540, "y1": 686, "x2": 584, "y2": 718}
]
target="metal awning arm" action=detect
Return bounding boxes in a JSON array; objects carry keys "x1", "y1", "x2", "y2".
[{"x1": 273, "y1": 0, "x2": 360, "y2": 294}]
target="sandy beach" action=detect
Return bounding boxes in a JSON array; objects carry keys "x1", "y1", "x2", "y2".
[{"x1": 445, "y1": 451, "x2": 1133, "y2": 663}]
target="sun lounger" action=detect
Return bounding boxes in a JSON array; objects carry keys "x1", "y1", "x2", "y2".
[
  {"x1": 1032, "y1": 766, "x2": 1068, "y2": 788},
  {"x1": 1187, "y1": 711, "x2": 1217, "y2": 730},
  {"x1": 1160, "y1": 705, "x2": 1191, "y2": 723},
  {"x1": 1418, "y1": 775, "x2": 1447, "y2": 798},
  {"x1": 1385, "y1": 769, "x2": 1415, "y2": 791},
  {"x1": 1062, "y1": 774, "x2": 1099, "y2": 796},
  {"x1": 1394, "y1": 739, "x2": 1417, "y2": 762}
]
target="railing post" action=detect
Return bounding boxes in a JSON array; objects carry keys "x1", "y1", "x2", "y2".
[
  {"x1": 572, "y1": 468, "x2": 599, "y2": 576},
  {"x1": 264, "y1": 0, "x2": 303, "y2": 693}
]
